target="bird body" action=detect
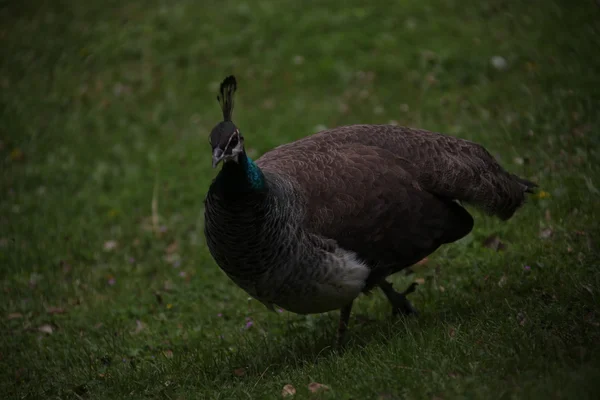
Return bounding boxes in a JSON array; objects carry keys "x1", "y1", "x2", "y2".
[
  {"x1": 204, "y1": 155, "x2": 371, "y2": 314},
  {"x1": 203, "y1": 76, "x2": 536, "y2": 343}
]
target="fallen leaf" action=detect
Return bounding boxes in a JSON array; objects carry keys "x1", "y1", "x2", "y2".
[
  {"x1": 448, "y1": 327, "x2": 456, "y2": 338},
  {"x1": 46, "y1": 306, "x2": 66, "y2": 315},
  {"x1": 233, "y1": 367, "x2": 246, "y2": 377},
  {"x1": 38, "y1": 324, "x2": 53, "y2": 334},
  {"x1": 490, "y1": 55, "x2": 508, "y2": 70},
  {"x1": 282, "y1": 384, "x2": 296, "y2": 397},
  {"x1": 103, "y1": 240, "x2": 118, "y2": 251},
  {"x1": 7, "y1": 312, "x2": 22, "y2": 320},
  {"x1": 132, "y1": 320, "x2": 145, "y2": 334},
  {"x1": 414, "y1": 278, "x2": 425, "y2": 285},
  {"x1": 163, "y1": 349, "x2": 173, "y2": 359},
  {"x1": 482, "y1": 234, "x2": 507, "y2": 251},
  {"x1": 415, "y1": 257, "x2": 429, "y2": 266},
  {"x1": 539, "y1": 228, "x2": 553, "y2": 239},
  {"x1": 308, "y1": 382, "x2": 329, "y2": 393},
  {"x1": 498, "y1": 275, "x2": 508, "y2": 287},
  {"x1": 166, "y1": 241, "x2": 179, "y2": 254},
  {"x1": 10, "y1": 148, "x2": 25, "y2": 162},
  {"x1": 516, "y1": 312, "x2": 527, "y2": 326}
]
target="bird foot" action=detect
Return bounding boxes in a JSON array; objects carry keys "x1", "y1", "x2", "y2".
[{"x1": 380, "y1": 281, "x2": 419, "y2": 317}]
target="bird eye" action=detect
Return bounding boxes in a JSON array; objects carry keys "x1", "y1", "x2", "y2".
[{"x1": 229, "y1": 135, "x2": 239, "y2": 147}]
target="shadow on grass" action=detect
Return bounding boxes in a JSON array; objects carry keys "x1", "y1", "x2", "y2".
[
  {"x1": 170, "y1": 291, "x2": 487, "y2": 385},
  {"x1": 171, "y1": 270, "x2": 600, "y2": 390}
]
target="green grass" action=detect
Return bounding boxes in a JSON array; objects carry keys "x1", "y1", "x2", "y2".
[{"x1": 1, "y1": 0, "x2": 600, "y2": 398}]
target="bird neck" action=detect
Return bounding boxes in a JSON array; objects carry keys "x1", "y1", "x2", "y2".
[{"x1": 215, "y1": 151, "x2": 265, "y2": 193}]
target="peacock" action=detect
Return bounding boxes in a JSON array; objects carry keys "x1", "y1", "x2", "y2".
[{"x1": 203, "y1": 75, "x2": 536, "y2": 345}]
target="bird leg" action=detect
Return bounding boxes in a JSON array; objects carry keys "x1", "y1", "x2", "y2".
[
  {"x1": 336, "y1": 301, "x2": 353, "y2": 348},
  {"x1": 379, "y1": 280, "x2": 419, "y2": 317}
]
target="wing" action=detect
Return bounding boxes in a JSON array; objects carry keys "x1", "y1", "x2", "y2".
[
  {"x1": 257, "y1": 141, "x2": 474, "y2": 273},
  {"x1": 258, "y1": 124, "x2": 535, "y2": 220}
]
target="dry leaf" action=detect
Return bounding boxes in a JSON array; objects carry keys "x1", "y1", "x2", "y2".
[
  {"x1": 38, "y1": 324, "x2": 53, "y2": 334},
  {"x1": 133, "y1": 320, "x2": 145, "y2": 334},
  {"x1": 414, "y1": 278, "x2": 426, "y2": 285},
  {"x1": 166, "y1": 241, "x2": 179, "y2": 254},
  {"x1": 539, "y1": 228, "x2": 553, "y2": 239},
  {"x1": 233, "y1": 367, "x2": 246, "y2": 377},
  {"x1": 163, "y1": 349, "x2": 174, "y2": 359},
  {"x1": 498, "y1": 275, "x2": 508, "y2": 287},
  {"x1": 516, "y1": 312, "x2": 527, "y2": 326},
  {"x1": 10, "y1": 148, "x2": 25, "y2": 162},
  {"x1": 308, "y1": 382, "x2": 329, "y2": 393},
  {"x1": 282, "y1": 384, "x2": 296, "y2": 397},
  {"x1": 7, "y1": 312, "x2": 23, "y2": 320},
  {"x1": 482, "y1": 234, "x2": 507, "y2": 251},
  {"x1": 415, "y1": 257, "x2": 429, "y2": 266},
  {"x1": 103, "y1": 240, "x2": 118, "y2": 251},
  {"x1": 448, "y1": 327, "x2": 456, "y2": 338},
  {"x1": 46, "y1": 306, "x2": 66, "y2": 315}
]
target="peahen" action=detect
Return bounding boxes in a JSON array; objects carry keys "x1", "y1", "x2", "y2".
[{"x1": 203, "y1": 75, "x2": 536, "y2": 345}]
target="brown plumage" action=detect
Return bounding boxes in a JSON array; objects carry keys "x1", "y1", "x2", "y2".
[
  {"x1": 204, "y1": 76, "x2": 536, "y2": 346},
  {"x1": 256, "y1": 124, "x2": 536, "y2": 287}
]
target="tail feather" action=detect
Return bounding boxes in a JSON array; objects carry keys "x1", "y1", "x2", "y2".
[
  {"x1": 512, "y1": 174, "x2": 538, "y2": 194},
  {"x1": 479, "y1": 172, "x2": 536, "y2": 221}
]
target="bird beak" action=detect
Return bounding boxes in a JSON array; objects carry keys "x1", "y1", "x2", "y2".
[{"x1": 212, "y1": 148, "x2": 224, "y2": 168}]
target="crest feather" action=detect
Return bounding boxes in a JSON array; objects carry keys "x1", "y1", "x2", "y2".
[{"x1": 217, "y1": 75, "x2": 237, "y2": 121}]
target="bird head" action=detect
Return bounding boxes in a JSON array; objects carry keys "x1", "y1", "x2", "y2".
[{"x1": 210, "y1": 75, "x2": 244, "y2": 168}]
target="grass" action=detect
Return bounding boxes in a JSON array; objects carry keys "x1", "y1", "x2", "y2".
[{"x1": 1, "y1": 0, "x2": 600, "y2": 398}]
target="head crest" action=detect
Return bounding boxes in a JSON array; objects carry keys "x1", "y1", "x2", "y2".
[{"x1": 217, "y1": 75, "x2": 237, "y2": 121}]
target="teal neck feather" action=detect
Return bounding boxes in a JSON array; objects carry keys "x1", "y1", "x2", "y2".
[
  {"x1": 215, "y1": 151, "x2": 265, "y2": 193},
  {"x1": 244, "y1": 155, "x2": 265, "y2": 190}
]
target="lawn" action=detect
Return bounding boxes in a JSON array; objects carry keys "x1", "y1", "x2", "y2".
[{"x1": 1, "y1": 0, "x2": 599, "y2": 398}]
